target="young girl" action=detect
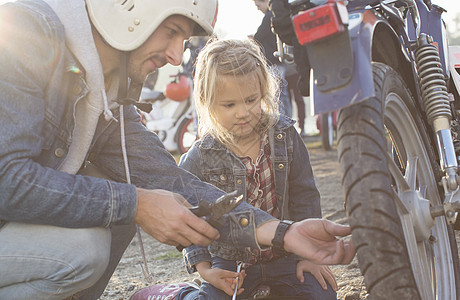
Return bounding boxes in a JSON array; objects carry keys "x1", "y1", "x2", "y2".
[{"x1": 177, "y1": 38, "x2": 337, "y2": 299}]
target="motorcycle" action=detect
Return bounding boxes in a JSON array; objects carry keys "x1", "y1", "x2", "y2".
[
  {"x1": 140, "y1": 73, "x2": 197, "y2": 154},
  {"x1": 274, "y1": 0, "x2": 460, "y2": 298}
]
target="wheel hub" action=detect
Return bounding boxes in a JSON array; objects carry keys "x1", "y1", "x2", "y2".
[{"x1": 400, "y1": 190, "x2": 434, "y2": 242}]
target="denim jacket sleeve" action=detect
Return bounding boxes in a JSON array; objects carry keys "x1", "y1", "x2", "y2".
[
  {"x1": 179, "y1": 142, "x2": 276, "y2": 273},
  {"x1": 0, "y1": 1, "x2": 275, "y2": 247},
  {"x1": 178, "y1": 142, "x2": 213, "y2": 273},
  {"x1": 287, "y1": 127, "x2": 322, "y2": 220},
  {"x1": 91, "y1": 110, "x2": 275, "y2": 251},
  {"x1": 0, "y1": 1, "x2": 138, "y2": 228}
]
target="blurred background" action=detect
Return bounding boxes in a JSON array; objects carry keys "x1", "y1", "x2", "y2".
[
  {"x1": 156, "y1": 0, "x2": 460, "y2": 87},
  {"x1": 157, "y1": 0, "x2": 460, "y2": 137},
  {"x1": 216, "y1": 0, "x2": 460, "y2": 42},
  {"x1": 0, "y1": 0, "x2": 458, "y2": 140}
]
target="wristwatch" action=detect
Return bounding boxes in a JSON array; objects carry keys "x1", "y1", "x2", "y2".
[{"x1": 271, "y1": 220, "x2": 295, "y2": 255}]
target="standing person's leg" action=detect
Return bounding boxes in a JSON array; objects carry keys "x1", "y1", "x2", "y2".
[
  {"x1": 0, "y1": 222, "x2": 111, "y2": 300},
  {"x1": 74, "y1": 224, "x2": 137, "y2": 299},
  {"x1": 280, "y1": 79, "x2": 292, "y2": 117},
  {"x1": 286, "y1": 73, "x2": 306, "y2": 135},
  {"x1": 263, "y1": 256, "x2": 337, "y2": 300},
  {"x1": 271, "y1": 64, "x2": 292, "y2": 117}
]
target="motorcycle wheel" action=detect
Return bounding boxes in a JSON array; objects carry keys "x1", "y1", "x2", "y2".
[
  {"x1": 176, "y1": 117, "x2": 197, "y2": 155},
  {"x1": 337, "y1": 62, "x2": 459, "y2": 299},
  {"x1": 320, "y1": 112, "x2": 334, "y2": 150}
]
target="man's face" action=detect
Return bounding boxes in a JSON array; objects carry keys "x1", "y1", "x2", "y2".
[
  {"x1": 128, "y1": 15, "x2": 194, "y2": 85},
  {"x1": 253, "y1": 0, "x2": 268, "y2": 13}
]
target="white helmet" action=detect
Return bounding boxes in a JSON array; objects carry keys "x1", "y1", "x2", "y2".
[{"x1": 85, "y1": 0, "x2": 218, "y2": 51}]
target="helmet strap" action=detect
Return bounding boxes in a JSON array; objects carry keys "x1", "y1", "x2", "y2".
[
  {"x1": 117, "y1": 52, "x2": 129, "y2": 101},
  {"x1": 115, "y1": 52, "x2": 152, "y2": 113}
]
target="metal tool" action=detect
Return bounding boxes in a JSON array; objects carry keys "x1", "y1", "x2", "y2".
[
  {"x1": 232, "y1": 263, "x2": 242, "y2": 300},
  {"x1": 190, "y1": 190, "x2": 243, "y2": 227},
  {"x1": 177, "y1": 191, "x2": 243, "y2": 251}
]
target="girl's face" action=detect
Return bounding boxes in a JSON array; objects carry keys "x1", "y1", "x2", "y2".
[{"x1": 213, "y1": 74, "x2": 262, "y2": 140}]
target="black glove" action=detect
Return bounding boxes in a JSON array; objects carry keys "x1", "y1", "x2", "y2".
[{"x1": 269, "y1": 0, "x2": 297, "y2": 45}]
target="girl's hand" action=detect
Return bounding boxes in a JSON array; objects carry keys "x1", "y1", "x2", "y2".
[
  {"x1": 196, "y1": 262, "x2": 246, "y2": 296},
  {"x1": 296, "y1": 260, "x2": 338, "y2": 291}
]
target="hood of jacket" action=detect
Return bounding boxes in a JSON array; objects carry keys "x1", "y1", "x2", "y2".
[{"x1": 42, "y1": 0, "x2": 116, "y2": 174}]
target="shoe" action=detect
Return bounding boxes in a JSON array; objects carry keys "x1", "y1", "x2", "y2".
[{"x1": 130, "y1": 282, "x2": 198, "y2": 300}]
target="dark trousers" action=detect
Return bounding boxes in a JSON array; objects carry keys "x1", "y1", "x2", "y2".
[
  {"x1": 179, "y1": 256, "x2": 337, "y2": 300},
  {"x1": 286, "y1": 73, "x2": 306, "y2": 131}
]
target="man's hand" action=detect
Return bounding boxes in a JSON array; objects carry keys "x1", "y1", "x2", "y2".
[
  {"x1": 196, "y1": 262, "x2": 246, "y2": 296},
  {"x1": 284, "y1": 219, "x2": 355, "y2": 265},
  {"x1": 269, "y1": 0, "x2": 297, "y2": 45},
  {"x1": 296, "y1": 260, "x2": 338, "y2": 291},
  {"x1": 134, "y1": 188, "x2": 219, "y2": 247},
  {"x1": 257, "y1": 219, "x2": 355, "y2": 265}
]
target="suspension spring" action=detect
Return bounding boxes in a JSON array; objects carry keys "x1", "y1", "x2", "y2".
[{"x1": 414, "y1": 34, "x2": 451, "y2": 124}]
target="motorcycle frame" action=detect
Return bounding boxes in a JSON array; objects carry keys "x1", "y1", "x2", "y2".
[
  {"x1": 306, "y1": 0, "x2": 460, "y2": 194},
  {"x1": 289, "y1": 0, "x2": 460, "y2": 298},
  {"x1": 308, "y1": 0, "x2": 453, "y2": 116}
]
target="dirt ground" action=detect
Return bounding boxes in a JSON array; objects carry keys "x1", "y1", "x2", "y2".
[{"x1": 100, "y1": 139, "x2": 368, "y2": 300}]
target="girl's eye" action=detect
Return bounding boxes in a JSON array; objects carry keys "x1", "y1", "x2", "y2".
[
  {"x1": 224, "y1": 103, "x2": 234, "y2": 108},
  {"x1": 246, "y1": 98, "x2": 257, "y2": 104}
]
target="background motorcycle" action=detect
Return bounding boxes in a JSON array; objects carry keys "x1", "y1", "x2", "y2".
[
  {"x1": 140, "y1": 73, "x2": 197, "y2": 154},
  {"x1": 275, "y1": 0, "x2": 460, "y2": 298}
]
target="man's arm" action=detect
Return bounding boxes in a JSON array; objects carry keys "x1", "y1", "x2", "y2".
[
  {"x1": 0, "y1": 2, "x2": 138, "y2": 229},
  {"x1": 97, "y1": 107, "x2": 273, "y2": 240},
  {"x1": 89, "y1": 106, "x2": 355, "y2": 262}
]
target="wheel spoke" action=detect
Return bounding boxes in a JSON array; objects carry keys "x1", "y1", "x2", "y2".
[
  {"x1": 386, "y1": 151, "x2": 410, "y2": 191},
  {"x1": 404, "y1": 155, "x2": 418, "y2": 191},
  {"x1": 386, "y1": 149, "x2": 411, "y2": 215}
]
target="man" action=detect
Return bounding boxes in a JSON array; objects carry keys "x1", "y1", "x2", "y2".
[
  {"x1": 0, "y1": 1, "x2": 354, "y2": 299},
  {"x1": 269, "y1": 0, "x2": 312, "y2": 96},
  {"x1": 252, "y1": 0, "x2": 292, "y2": 117}
]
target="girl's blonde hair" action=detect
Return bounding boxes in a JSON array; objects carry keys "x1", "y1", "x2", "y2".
[{"x1": 193, "y1": 38, "x2": 280, "y2": 146}]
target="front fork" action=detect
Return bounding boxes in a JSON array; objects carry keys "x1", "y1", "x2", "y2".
[
  {"x1": 415, "y1": 35, "x2": 460, "y2": 224},
  {"x1": 405, "y1": 0, "x2": 460, "y2": 223}
]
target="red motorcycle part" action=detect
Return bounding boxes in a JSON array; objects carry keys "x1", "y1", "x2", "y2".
[
  {"x1": 292, "y1": 1, "x2": 347, "y2": 45},
  {"x1": 165, "y1": 75, "x2": 190, "y2": 102}
]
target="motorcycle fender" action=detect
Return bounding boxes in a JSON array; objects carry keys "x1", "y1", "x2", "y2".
[{"x1": 310, "y1": 11, "x2": 379, "y2": 115}]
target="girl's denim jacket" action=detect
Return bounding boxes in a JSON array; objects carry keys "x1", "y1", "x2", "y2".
[
  {"x1": 179, "y1": 115, "x2": 321, "y2": 273},
  {"x1": 0, "y1": 0, "x2": 275, "y2": 250}
]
